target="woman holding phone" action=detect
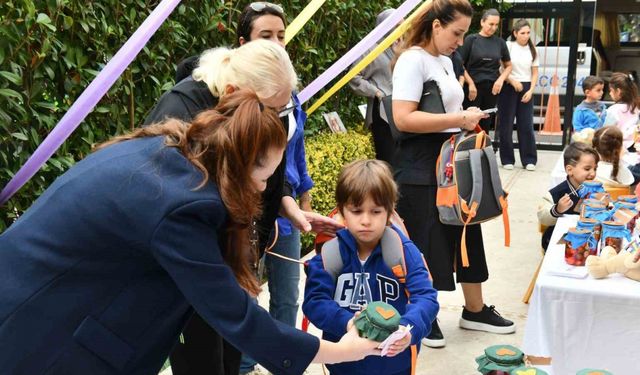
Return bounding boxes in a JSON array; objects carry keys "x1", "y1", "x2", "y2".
[{"x1": 391, "y1": 0, "x2": 516, "y2": 349}]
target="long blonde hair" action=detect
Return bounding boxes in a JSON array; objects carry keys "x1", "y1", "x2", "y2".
[
  {"x1": 97, "y1": 90, "x2": 286, "y2": 296},
  {"x1": 192, "y1": 39, "x2": 298, "y2": 99}
]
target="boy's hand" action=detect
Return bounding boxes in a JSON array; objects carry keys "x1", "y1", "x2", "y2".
[
  {"x1": 556, "y1": 193, "x2": 573, "y2": 214},
  {"x1": 384, "y1": 328, "x2": 412, "y2": 357}
]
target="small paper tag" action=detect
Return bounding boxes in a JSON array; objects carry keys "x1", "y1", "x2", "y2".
[
  {"x1": 613, "y1": 208, "x2": 635, "y2": 225},
  {"x1": 377, "y1": 325, "x2": 412, "y2": 357}
]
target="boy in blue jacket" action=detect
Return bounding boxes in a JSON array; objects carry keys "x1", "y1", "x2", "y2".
[
  {"x1": 573, "y1": 76, "x2": 606, "y2": 132},
  {"x1": 303, "y1": 160, "x2": 439, "y2": 375}
]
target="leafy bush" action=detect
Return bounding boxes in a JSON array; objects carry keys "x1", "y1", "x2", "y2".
[{"x1": 301, "y1": 130, "x2": 375, "y2": 252}]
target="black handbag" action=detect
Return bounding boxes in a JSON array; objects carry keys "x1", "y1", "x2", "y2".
[{"x1": 382, "y1": 80, "x2": 446, "y2": 141}]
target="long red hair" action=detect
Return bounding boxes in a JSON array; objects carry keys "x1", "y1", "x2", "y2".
[{"x1": 97, "y1": 89, "x2": 287, "y2": 295}]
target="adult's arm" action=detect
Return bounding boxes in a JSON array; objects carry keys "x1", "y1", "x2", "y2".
[
  {"x1": 348, "y1": 53, "x2": 381, "y2": 98},
  {"x1": 150, "y1": 199, "x2": 375, "y2": 374}
]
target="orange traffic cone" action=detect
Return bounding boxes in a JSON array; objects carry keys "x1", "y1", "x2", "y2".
[{"x1": 540, "y1": 74, "x2": 562, "y2": 135}]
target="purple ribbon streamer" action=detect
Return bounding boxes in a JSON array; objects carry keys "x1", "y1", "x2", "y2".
[
  {"x1": 297, "y1": 0, "x2": 421, "y2": 104},
  {"x1": 0, "y1": 0, "x2": 183, "y2": 205}
]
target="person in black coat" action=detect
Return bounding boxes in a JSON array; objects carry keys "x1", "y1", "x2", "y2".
[{"x1": 0, "y1": 89, "x2": 380, "y2": 375}]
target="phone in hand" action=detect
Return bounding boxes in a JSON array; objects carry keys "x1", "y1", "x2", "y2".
[{"x1": 482, "y1": 107, "x2": 498, "y2": 114}]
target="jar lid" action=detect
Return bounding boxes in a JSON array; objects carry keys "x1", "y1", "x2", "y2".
[
  {"x1": 483, "y1": 345, "x2": 524, "y2": 365},
  {"x1": 354, "y1": 301, "x2": 400, "y2": 342},
  {"x1": 510, "y1": 365, "x2": 549, "y2": 375},
  {"x1": 576, "y1": 369, "x2": 613, "y2": 375}
]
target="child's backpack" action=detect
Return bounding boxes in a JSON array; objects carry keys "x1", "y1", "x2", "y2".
[{"x1": 435, "y1": 126, "x2": 510, "y2": 267}]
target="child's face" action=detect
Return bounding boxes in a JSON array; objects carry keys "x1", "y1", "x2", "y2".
[
  {"x1": 342, "y1": 195, "x2": 389, "y2": 252},
  {"x1": 585, "y1": 84, "x2": 604, "y2": 102},
  {"x1": 566, "y1": 153, "x2": 597, "y2": 186},
  {"x1": 610, "y1": 86, "x2": 622, "y2": 102}
]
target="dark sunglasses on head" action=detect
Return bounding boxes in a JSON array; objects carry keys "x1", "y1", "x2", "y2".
[{"x1": 249, "y1": 2, "x2": 284, "y2": 15}]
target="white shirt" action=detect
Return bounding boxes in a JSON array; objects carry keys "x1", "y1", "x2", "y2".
[
  {"x1": 392, "y1": 47, "x2": 464, "y2": 133},
  {"x1": 506, "y1": 41, "x2": 539, "y2": 83},
  {"x1": 596, "y1": 160, "x2": 634, "y2": 187}
]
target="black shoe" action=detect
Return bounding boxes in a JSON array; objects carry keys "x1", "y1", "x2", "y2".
[
  {"x1": 421, "y1": 319, "x2": 446, "y2": 348},
  {"x1": 459, "y1": 305, "x2": 516, "y2": 334}
]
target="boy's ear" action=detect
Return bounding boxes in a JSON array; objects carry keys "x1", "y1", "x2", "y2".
[{"x1": 565, "y1": 164, "x2": 574, "y2": 175}]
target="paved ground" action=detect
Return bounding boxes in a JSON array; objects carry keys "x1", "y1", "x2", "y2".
[{"x1": 162, "y1": 150, "x2": 560, "y2": 375}]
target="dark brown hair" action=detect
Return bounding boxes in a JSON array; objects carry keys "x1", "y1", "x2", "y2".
[
  {"x1": 564, "y1": 142, "x2": 599, "y2": 168},
  {"x1": 236, "y1": 2, "x2": 287, "y2": 45},
  {"x1": 336, "y1": 159, "x2": 398, "y2": 218},
  {"x1": 593, "y1": 126, "x2": 623, "y2": 180},
  {"x1": 96, "y1": 90, "x2": 287, "y2": 295},
  {"x1": 609, "y1": 72, "x2": 640, "y2": 113},
  {"x1": 481, "y1": 8, "x2": 500, "y2": 21},
  {"x1": 511, "y1": 19, "x2": 537, "y2": 62},
  {"x1": 582, "y1": 75, "x2": 604, "y2": 92},
  {"x1": 394, "y1": 0, "x2": 473, "y2": 65}
]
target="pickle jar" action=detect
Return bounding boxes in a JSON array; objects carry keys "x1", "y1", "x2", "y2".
[
  {"x1": 600, "y1": 221, "x2": 631, "y2": 254},
  {"x1": 617, "y1": 194, "x2": 638, "y2": 204},
  {"x1": 564, "y1": 228, "x2": 596, "y2": 266},
  {"x1": 576, "y1": 218, "x2": 601, "y2": 242},
  {"x1": 578, "y1": 181, "x2": 605, "y2": 199},
  {"x1": 580, "y1": 202, "x2": 610, "y2": 222}
]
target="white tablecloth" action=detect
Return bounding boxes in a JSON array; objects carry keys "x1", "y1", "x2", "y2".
[{"x1": 522, "y1": 216, "x2": 640, "y2": 375}]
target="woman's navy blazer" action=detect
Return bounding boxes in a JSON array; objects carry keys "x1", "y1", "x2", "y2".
[{"x1": 0, "y1": 136, "x2": 318, "y2": 374}]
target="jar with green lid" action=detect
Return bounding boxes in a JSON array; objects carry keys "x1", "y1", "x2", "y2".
[
  {"x1": 353, "y1": 301, "x2": 400, "y2": 342},
  {"x1": 476, "y1": 345, "x2": 524, "y2": 374}
]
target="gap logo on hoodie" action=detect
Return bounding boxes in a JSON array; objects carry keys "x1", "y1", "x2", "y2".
[{"x1": 334, "y1": 272, "x2": 400, "y2": 309}]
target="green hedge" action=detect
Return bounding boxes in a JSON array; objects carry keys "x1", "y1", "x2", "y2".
[{"x1": 302, "y1": 129, "x2": 375, "y2": 252}]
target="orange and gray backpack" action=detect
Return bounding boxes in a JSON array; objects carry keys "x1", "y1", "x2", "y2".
[{"x1": 435, "y1": 126, "x2": 510, "y2": 267}]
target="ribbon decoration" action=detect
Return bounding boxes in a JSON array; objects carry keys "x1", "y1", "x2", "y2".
[
  {"x1": 305, "y1": 0, "x2": 432, "y2": 115},
  {"x1": 0, "y1": 0, "x2": 183, "y2": 205},
  {"x1": 285, "y1": 0, "x2": 327, "y2": 45},
  {"x1": 298, "y1": 0, "x2": 422, "y2": 104}
]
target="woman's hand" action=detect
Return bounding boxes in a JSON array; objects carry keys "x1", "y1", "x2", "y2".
[
  {"x1": 492, "y1": 79, "x2": 504, "y2": 95},
  {"x1": 468, "y1": 84, "x2": 478, "y2": 101},
  {"x1": 521, "y1": 90, "x2": 533, "y2": 103},
  {"x1": 384, "y1": 326, "x2": 412, "y2": 358},
  {"x1": 461, "y1": 108, "x2": 489, "y2": 131},
  {"x1": 336, "y1": 320, "x2": 381, "y2": 361},
  {"x1": 511, "y1": 80, "x2": 524, "y2": 92}
]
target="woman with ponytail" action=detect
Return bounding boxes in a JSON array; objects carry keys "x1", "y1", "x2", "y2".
[
  {"x1": 593, "y1": 126, "x2": 634, "y2": 187},
  {"x1": 0, "y1": 90, "x2": 379, "y2": 375},
  {"x1": 391, "y1": 0, "x2": 515, "y2": 349}
]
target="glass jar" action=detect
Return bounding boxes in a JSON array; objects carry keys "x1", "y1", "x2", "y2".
[
  {"x1": 591, "y1": 192, "x2": 611, "y2": 206},
  {"x1": 578, "y1": 181, "x2": 605, "y2": 199},
  {"x1": 576, "y1": 218, "x2": 601, "y2": 242},
  {"x1": 564, "y1": 228, "x2": 596, "y2": 266},
  {"x1": 600, "y1": 221, "x2": 631, "y2": 254},
  {"x1": 580, "y1": 202, "x2": 610, "y2": 222},
  {"x1": 617, "y1": 194, "x2": 638, "y2": 204}
]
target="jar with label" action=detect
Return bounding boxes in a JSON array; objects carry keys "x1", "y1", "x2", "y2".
[
  {"x1": 576, "y1": 218, "x2": 601, "y2": 242},
  {"x1": 580, "y1": 202, "x2": 610, "y2": 222},
  {"x1": 600, "y1": 221, "x2": 631, "y2": 254},
  {"x1": 578, "y1": 181, "x2": 605, "y2": 199},
  {"x1": 564, "y1": 228, "x2": 597, "y2": 266}
]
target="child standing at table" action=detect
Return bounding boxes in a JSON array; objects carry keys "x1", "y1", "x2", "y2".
[
  {"x1": 572, "y1": 76, "x2": 606, "y2": 132},
  {"x1": 603, "y1": 72, "x2": 640, "y2": 151},
  {"x1": 538, "y1": 143, "x2": 599, "y2": 250},
  {"x1": 303, "y1": 159, "x2": 439, "y2": 375},
  {"x1": 592, "y1": 126, "x2": 634, "y2": 187}
]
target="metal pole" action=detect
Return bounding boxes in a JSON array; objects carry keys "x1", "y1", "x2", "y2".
[{"x1": 562, "y1": 0, "x2": 583, "y2": 147}]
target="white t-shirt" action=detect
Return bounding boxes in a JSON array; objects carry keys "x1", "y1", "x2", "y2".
[
  {"x1": 392, "y1": 47, "x2": 464, "y2": 133},
  {"x1": 506, "y1": 41, "x2": 539, "y2": 83}
]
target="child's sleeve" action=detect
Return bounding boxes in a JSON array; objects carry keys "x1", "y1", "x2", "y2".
[
  {"x1": 572, "y1": 109, "x2": 586, "y2": 132},
  {"x1": 537, "y1": 192, "x2": 561, "y2": 227},
  {"x1": 302, "y1": 254, "x2": 354, "y2": 338},
  {"x1": 399, "y1": 241, "x2": 439, "y2": 346}
]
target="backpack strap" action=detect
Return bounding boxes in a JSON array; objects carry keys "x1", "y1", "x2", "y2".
[
  {"x1": 320, "y1": 238, "x2": 343, "y2": 284},
  {"x1": 380, "y1": 226, "x2": 407, "y2": 284},
  {"x1": 482, "y1": 148, "x2": 511, "y2": 248},
  {"x1": 460, "y1": 149, "x2": 483, "y2": 267}
]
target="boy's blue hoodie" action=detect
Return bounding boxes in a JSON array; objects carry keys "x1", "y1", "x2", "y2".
[
  {"x1": 572, "y1": 100, "x2": 606, "y2": 132},
  {"x1": 303, "y1": 226, "x2": 439, "y2": 375}
]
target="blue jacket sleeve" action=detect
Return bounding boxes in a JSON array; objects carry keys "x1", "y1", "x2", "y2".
[
  {"x1": 150, "y1": 199, "x2": 319, "y2": 374},
  {"x1": 398, "y1": 240, "x2": 440, "y2": 346},
  {"x1": 294, "y1": 131, "x2": 313, "y2": 195},
  {"x1": 302, "y1": 254, "x2": 354, "y2": 338},
  {"x1": 573, "y1": 109, "x2": 587, "y2": 132}
]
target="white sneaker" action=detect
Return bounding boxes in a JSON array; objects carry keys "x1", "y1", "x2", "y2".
[
  {"x1": 525, "y1": 164, "x2": 536, "y2": 171},
  {"x1": 502, "y1": 164, "x2": 514, "y2": 170}
]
